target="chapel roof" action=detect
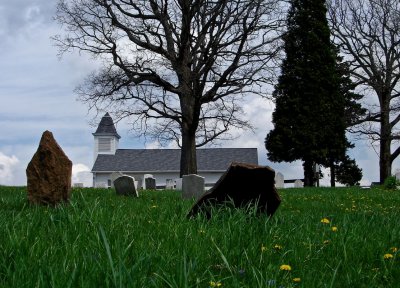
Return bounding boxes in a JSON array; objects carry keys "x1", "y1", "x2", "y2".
[
  {"x1": 92, "y1": 112, "x2": 121, "y2": 139},
  {"x1": 92, "y1": 148, "x2": 258, "y2": 172}
]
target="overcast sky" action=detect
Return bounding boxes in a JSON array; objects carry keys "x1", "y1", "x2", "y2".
[{"x1": 0, "y1": 1, "x2": 392, "y2": 187}]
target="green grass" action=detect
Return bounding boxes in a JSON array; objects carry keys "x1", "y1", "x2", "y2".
[{"x1": 0, "y1": 186, "x2": 399, "y2": 287}]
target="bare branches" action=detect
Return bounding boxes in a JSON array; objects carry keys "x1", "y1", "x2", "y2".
[
  {"x1": 55, "y1": 0, "x2": 283, "y2": 146},
  {"x1": 328, "y1": 0, "x2": 400, "y2": 179}
]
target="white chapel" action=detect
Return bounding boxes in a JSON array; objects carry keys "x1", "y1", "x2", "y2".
[{"x1": 91, "y1": 113, "x2": 258, "y2": 188}]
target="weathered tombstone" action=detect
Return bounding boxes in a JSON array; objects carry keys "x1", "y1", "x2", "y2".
[
  {"x1": 114, "y1": 176, "x2": 138, "y2": 197},
  {"x1": 187, "y1": 162, "x2": 281, "y2": 218},
  {"x1": 26, "y1": 130, "x2": 72, "y2": 205},
  {"x1": 142, "y1": 174, "x2": 154, "y2": 189},
  {"x1": 294, "y1": 179, "x2": 303, "y2": 188},
  {"x1": 275, "y1": 172, "x2": 284, "y2": 188},
  {"x1": 166, "y1": 179, "x2": 175, "y2": 189},
  {"x1": 182, "y1": 174, "x2": 205, "y2": 200},
  {"x1": 145, "y1": 177, "x2": 156, "y2": 190},
  {"x1": 175, "y1": 178, "x2": 183, "y2": 191}
]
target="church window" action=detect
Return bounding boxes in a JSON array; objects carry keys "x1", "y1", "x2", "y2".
[{"x1": 98, "y1": 137, "x2": 112, "y2": 152}]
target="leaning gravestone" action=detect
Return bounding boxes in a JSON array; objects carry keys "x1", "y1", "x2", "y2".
[
  {"x1": 187, "y1": 162, "x2": 281, "y2": 218},
  {"x1": 275, "y1": 172, "x2": 284, "y2": 188},
  {"x1": 114, "y1": 176, "x2": 138, "y2": 197},
  {"x1": 294, "y1": 179, "x2": 303, "y2": 188},
  {"x1": 26, "y1": 130, "x2": 72, "y2": 205},
  {"x1": 145, "y1": 177, "x2": 156, "y2": 190},
  {"x1": 182, "y1": 174, "x2": 205, "y2": 200}
]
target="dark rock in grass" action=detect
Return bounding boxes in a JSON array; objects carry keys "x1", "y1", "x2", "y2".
[
  {"x1": 187, "y1": 162, "x2": 281, "y2": 218},
  {"x1": 26, "y1": 130, "x2": 72, "y2": 205},
  {"x1": 114, "y1": 175, "x2": 138, "y2": 197}
]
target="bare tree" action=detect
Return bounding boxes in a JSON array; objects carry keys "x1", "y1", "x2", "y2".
[
  {"x1": 328, "y1": 0, "x2": 400, "y2": 183},
  {"x1": 54, "y1": 0, "x2": 283, "y2": 176}
]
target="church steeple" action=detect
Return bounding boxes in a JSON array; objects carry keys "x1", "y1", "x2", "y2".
[{"x1": 93, "y1": 113, "x2": 120, "y2": 161}]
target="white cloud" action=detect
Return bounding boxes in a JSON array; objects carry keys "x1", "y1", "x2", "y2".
[
  {"x1": 72, "y1": 163, "x2": 92, "y2": 187},
  {"x1": 0, "y1": 152, "x2": 19, "y2": 185}
]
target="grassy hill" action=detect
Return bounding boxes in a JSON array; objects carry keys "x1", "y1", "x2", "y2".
[{"x1": 0, "y1": 186, "x2": 399, "y2": 287}]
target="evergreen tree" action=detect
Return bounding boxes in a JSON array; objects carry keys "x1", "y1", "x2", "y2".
[
  {"x1": 335, "y1": 156, "x2": 363, "y2": 186},
  {"x1": 265, "y1": 0, "x2": 346, "y2": 186},
  {"x1": 324, "y1": 54, "x2": 366, "y2": 187}
]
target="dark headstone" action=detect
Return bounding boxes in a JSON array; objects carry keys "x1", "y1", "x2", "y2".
[
  {"x1": 187, "y1": 162, "x2": 281, "y2": 218},
  {"x1": 114, "y1": 175, "x2": 138, "y2": 197},
  {"x1": 26, "y1": 130, "x2": 72, "y2": 205},
  {"x1": 145, "y1": 177, "x2": 156, "y2": 190}
]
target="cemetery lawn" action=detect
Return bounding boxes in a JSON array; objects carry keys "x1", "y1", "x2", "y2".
[{"x1": 0, "y1": 187, "x2": 399, "y2": 288}]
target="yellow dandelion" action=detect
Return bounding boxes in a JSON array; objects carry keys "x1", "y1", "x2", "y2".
[
  {"x1": 274, "y1": 244, "x2": 283, "y2": 250},
  {"x1": 321, "y1": 218, "x2": 330, "y2": 224},
  {"x1": 293, "y1": 278, "x2": 301, "y2": 282},
  {"x1": 280, "y1": 264, "x2": 292, "y2": 271},
  {"x1": 390, "y1": 247, "x2": 398, "y2": 253},
  {"x1": 331, "y1": 226, "x2": 338, "y2": 232},
  {"x1": 209, "y1": 281, "x2": 222, "y2": 287},
  {"x1": 384, "y1": 253, "x2": 394, "y2": 259},
  {"x1": 261, "y1": 245, "x2": 267, "y2": 252}
]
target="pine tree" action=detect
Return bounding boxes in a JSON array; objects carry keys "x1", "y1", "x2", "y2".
[
  {"x1": 265, "y1": 0, "x2": 346, "y2": 186},
  {"x1": 324, "y1": 53, "x2": 366, "y2": 187},
  {"x1": 335, "y1": 156, "x2": 363, "y2": 186}
]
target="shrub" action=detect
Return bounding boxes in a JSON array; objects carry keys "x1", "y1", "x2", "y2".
[{"x1": 384, "y1": 176, "x2": 399, "y2": 190}]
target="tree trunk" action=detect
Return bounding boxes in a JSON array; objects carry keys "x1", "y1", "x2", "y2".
[
  {"x1": 303, "y1": 160, "x2": 314, "y2": 187},
  {"x1": 330, "y1": 160, "x2": 336, "y2": 187},
  {"x1": 380, "y1": 100, "x2": 392, "y2": 184},
  {"x1": 180, "y1": 127, "x2": 197, "y2": 177},
  {"x1": 179, "y1": 91, "x2": 200, "y2": 177}
]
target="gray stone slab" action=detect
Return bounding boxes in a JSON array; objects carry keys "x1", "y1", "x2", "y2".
[
  {"x1": 182, "y1": 174, "x2": 205, "y2": 200},
  {"x1": 275, "y1": 172, "x2": 284, "y2": 188},
  {"x1": 114, "y1": 176, "x2": 138, "y2": 197}
]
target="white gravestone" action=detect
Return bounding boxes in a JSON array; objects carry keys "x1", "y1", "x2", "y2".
[
  {"x1": 175, "y1": 178, "x2": 183, "y2": 191},
  {"x1": 275, "y1": 172, "x2": 284, "y2": 188},
  {"x1": 182, "y1": 174, "x2": 205, "y2": 200},
  {"x1": 294, "y1": 179, "x2": 303, "y2": 188},
  {"x1": 165, "y1": 179, "x2": 175, "y2": 189}
]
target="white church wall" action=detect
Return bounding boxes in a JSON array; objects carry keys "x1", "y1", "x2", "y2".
[{"x1": 93, "y1": 171, "x2": 224, "y2": 189}]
